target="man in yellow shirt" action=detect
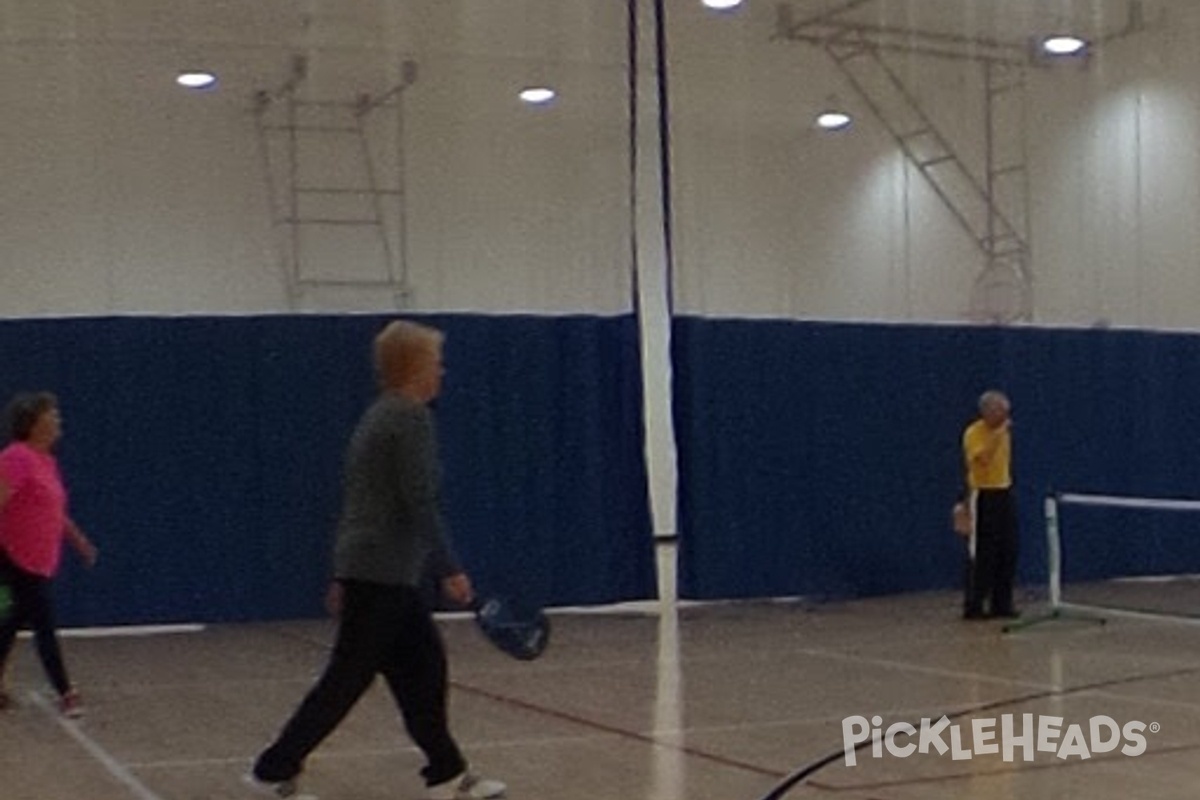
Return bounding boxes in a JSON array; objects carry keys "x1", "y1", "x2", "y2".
[{"x1": 961, "y1": 390, "x2": 1018, "y2": 620}]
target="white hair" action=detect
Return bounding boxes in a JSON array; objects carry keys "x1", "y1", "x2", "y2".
[{"x1": 978, "y1": 390, "x2": 1010, "y2": 413}]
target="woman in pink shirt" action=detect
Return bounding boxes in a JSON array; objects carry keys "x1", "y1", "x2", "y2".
[{"x1": 0, "y1": 392, "x2": 97, "y2": 717}]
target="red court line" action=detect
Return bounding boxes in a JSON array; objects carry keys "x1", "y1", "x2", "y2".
[
  {"x1": 451, "y1": 678, "x2": 788, "y2": 780},
  {"x1": 282, "y1": 622, "x2": 1200, "y2": 798},
  {"x1": 279, "y1": 626, "x2": 788, "y2": 786}
]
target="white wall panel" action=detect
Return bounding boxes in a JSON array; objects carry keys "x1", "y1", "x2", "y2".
[
  {"x1": 3, "y1": 0, "x2": 1200, "y2": 328},
  {"x1": 0, "y1": 0, "x2": 632, "y2": 315}
]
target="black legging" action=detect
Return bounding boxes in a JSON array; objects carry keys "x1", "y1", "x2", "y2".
[
  {"x1": 254, "y1": 580, "x2": 467, "y2": 787},
  {"x1": 0, "y1": 551, "x2": 71, "y2": 696}
]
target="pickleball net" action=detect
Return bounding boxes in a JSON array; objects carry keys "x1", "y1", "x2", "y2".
[{"x1": 1012, "y1": 491, "x2": 1200, "y2": 629}]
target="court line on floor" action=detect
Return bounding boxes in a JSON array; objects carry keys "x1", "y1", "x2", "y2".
[
  {"x1": 762, "y1": 663, "x2": 1200, "y2": 799},
  {"x1": 274, "y1": 623, "x2": 786, "y2": 780},
  {"x1": 450, "y1": 679, "x2": 785, "y2": 779},
  {"x1": 28, "y1": 691, "x2": 166, "y2": 800},
  {"x1": 273, "y1": 616, "x2": 1200, "y2": 795},
  {"x1": 19, "y1": 624, "x2": 206, "y2": 640},
  {"x1": 274, "y1": 623, "x2": 769, "y2": 751},
  {"x1": 809, "y1": 741, "x2": 1200, "y2": 794},
  {"x1": 272, "y1": 622, "x2": 1126, "y2": 784},
  {"x1": 123, "y1": 731, "x2": 623, "y2": 770},
  {"x1": 253, "y1": 623, "x2": 787, "y2": 786}
]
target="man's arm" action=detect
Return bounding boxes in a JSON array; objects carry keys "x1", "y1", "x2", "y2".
[
  {"x1": 967, "y1": 422, "x2": 1009, "y2": 469},
  {"x1": 393, "y1": 406, "x2": 471, "y2": 605}
]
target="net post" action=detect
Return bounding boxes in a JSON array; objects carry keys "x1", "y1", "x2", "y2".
[
  {"x1": 1003, "y1": 492, "x2": 1063, "y2": 632},
  {"x1": 1004, "y1": 491, "x2": 1107, "y2": 633},
  {"x1": 1046, "y1": 493, "x2": 1061, "y2": 610}
]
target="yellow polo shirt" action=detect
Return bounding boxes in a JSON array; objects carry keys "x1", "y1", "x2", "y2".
[{"x1": 963, "y1": 419, "x2": 1011, "y2": 490}]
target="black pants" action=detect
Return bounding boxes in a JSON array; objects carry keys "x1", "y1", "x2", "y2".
[
  {"x1": 254, "y1": 581, "x2": 466, "y2": 787},
  {"x1": 964, "y1": 488, "x2": 1018, "y2": 617},
  {"x1": 0, "y1": 552, "x2": 72, "y2": 696}
]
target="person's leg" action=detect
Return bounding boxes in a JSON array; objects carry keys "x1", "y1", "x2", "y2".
[
  {"x1": 0, "y1": 559, "x2": 59, "y2": 693},
  {"x1": 379, "y1": 587, "x2": 466, "y2": 787},
  {"x1": 253, "y1": 581, "x2": 384, "y2": 783},
  {"x1": 991, "y1": 491, "x2": 1019, "y2": 616},
  {"x1": 963, "y1": 554, "x2": 984, "y2": 618},
  {"x1": 0, "y1": 565, "x2": 26, "y2": 705},
  {"x1": 972, "y1": 493, "x2": 1001, "y2": 617},
  {"x1": 963, "y1": 492, "x2": 987, "y2": 618},
  {"x1": 22, "y1": 576, "x2": 72, "y2": 697}
]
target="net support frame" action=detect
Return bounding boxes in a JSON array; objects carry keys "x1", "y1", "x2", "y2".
[{"x1": 1005, "y1": 492, "x2": 1200, "y2": 633}]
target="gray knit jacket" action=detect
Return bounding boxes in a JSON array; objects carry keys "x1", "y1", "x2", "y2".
[{"x1": 332, "y1": 393, "x2": 461, "y2": 587}]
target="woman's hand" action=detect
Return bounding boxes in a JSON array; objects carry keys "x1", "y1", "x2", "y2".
[
  {"x1": 65, "y1": 518, "x2": 98, "y2": 568},
  {"x1": 325, "y1": 581, "x2": 344, "y2": 618},
  {"x1": 76, "y1": 538, "x2": 99, "y2": 568},
  {"x1": 441, "y1": 572, "x2": 474, "y2": 608}
]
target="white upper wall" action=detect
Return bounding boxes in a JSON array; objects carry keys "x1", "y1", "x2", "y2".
[
  {"x1": 0, "y1": 0, "x2": 632, "y2": 315},
  {"x1": 669, "y1": 0, "x2": 1200, "y2": 329},
  {"x1": 2, "y1": 0, "x2": 1199, "y2": 329},
  {"x1": 667, "y1": 9, "x2": 983, "y2": 321},
  {"x1": 1028, "y1": 2, "x2": 1200, "y2": 330}
]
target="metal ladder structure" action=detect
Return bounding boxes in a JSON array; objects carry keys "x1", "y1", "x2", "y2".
[
  {"x1": 253, "y1": 55, "x2": 418, "y2": 309},
  {"x1": 774, "y1": 0, "x2": 1148, "y2": 322},
  {"x1": 823, "y1": 33, "x2": 1031, "y2": 321}
]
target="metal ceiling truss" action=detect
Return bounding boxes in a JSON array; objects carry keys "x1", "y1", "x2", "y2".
[
  {"x1": 775, "y1": 0, "x2": 1146, "y2": 67},
  {"x1": 775, "y1": 0, "x2": 1147, "y2": 322}
]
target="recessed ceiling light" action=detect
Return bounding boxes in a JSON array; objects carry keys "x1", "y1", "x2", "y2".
[
  {"x1": 1041, "y1": 35, "x2": 1088, "y2": 56},
  {"x1": 816, "y1": 111, "x2": 853, "y2": 131},
  {"x1": 176, "y1": 71, "x2": 218, "y2": 90},
  {"x1": 519, "y1": 87, "x2": 556, "y2": 105},
  {"x1": 703, "y1": 0, "x2": 744, "y2": 9}
]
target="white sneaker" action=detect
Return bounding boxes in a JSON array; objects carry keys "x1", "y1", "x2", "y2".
[
  {"x1": 59, "y1": 689, "x2": 84, "y2": 719},
  {"x1": 427, "y1": 771, "x2": 506, "y2": 800},
  {"x1": 242, "y1": 771, "x2": 317, "y2": 800}
]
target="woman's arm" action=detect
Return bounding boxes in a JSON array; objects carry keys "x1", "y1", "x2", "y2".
[{"x1": 64, "y1": 517, "x2": 98, "y2": 568}]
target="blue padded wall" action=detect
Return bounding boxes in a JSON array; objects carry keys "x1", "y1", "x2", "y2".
[
  {"x1": 672, "y1": 318, "x2": 1200, "y2": 601},
  {"x1": 0, "y1": 314, "x2": 655, "y2": 626}
]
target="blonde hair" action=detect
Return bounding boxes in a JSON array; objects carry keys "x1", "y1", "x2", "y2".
[{"x1": 374, "y1": 320, "x2": 444, "y2": 388}]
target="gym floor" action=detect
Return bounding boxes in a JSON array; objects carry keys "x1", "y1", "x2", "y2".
[{"x1": 4, "y1": 554, "x2": 1200, "y2": 800}]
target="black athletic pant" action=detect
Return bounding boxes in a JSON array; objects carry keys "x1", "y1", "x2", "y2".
[
  {"x1": 254, "y1": 580, "x2": 466, "y2": 787},
  {"x1": 964, "y1": 488, "x2": 1018, "y2": 617},
  {"x1": 0, "y1": 551, "x2": 72, "y2": 696}
]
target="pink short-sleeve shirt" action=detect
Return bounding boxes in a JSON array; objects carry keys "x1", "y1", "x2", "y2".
[{"x1": 0, "y1": 442, "x2": 68, "y2": 577}]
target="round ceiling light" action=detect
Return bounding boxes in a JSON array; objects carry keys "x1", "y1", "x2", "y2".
[
  {"x1": 519, "y1": 87, "x2": 557, "y2": 105},
  {"x1": 176, "y1": 71, "x2": 218, "y2": 90},
  {"x1": 1041, "y1": 35, "x2": 1088, "y2": 56},
  {"x1": 816, "y1": 111, "x2": 853, "y2": 131}
]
